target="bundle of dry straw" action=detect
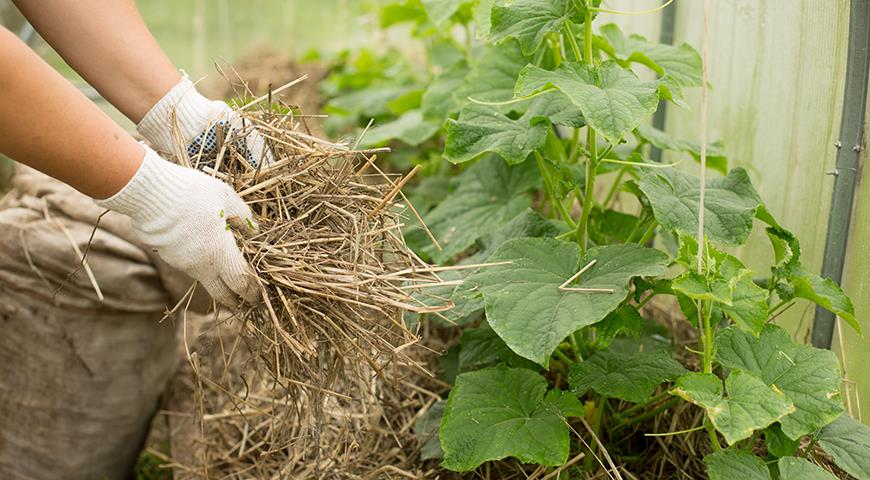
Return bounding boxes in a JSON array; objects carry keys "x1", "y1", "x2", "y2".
[{"x1": 167, "y1": 76, "x2": 456, "y2": 478}]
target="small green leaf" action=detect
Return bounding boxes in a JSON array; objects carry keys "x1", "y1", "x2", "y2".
[
  {"x1": 445, "y1": 103, "x2": 547, "y2": 164},
  {"x1": 704, "y1": 449, "x2": 772, "y2": 480},
  {"x1": 414, "y1": 400, "x2": 445, "y2": 461},
  {"x1": 419, "y1": 156, "x2": 539, "y2": 263},
  {"x1": 636, "y1": 125, "x2": 728, "y2": 175},
  {"x1": 440, "y1": 365, "x2": 583, "y2": 471},
  {"x1": 489, "y1": 0, "x2": 584, "y2": 54},
  {"x1": 716, "y1": 325, "x2": 844, "y2": 440},
  {"x1": 594, "y1": 304, "x2": 644, "y2": 349},
  {"x1": 569, "y1": 350, "x2": 686, "y2": 403},
  {"x1": 764, "y1": 424, "x2": 800, "y2": 458},
  {"x1": 516, "y1": 61, "x2": 659, "y2": 144},
  {"x1": 527, "y1": 91, "x2": 585, "y2": 128},
  {"x1": 761, "y1": 223, "x2": 859, "y2": 334},
  {"x1": 777, "y1": 457, "x2": 837, "y2": 480},
  {"x1": 468, "y1": 238, "x2": 668, "y2": 366},
  {"x1": 673, "y1": 371, "x2": 793, "y2": 445},
  {"x1": 639, "y1": 167, "x2": 763, "y2": 246},
  {"x1": 818, "y1": 414, "x2": 870, "y2": 480}
]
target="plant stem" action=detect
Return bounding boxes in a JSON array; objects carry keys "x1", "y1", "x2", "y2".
[
  {"x1": 574, "y1": 6, "x2": 598, "y2": 252},
  {"x1": 638, "y1": 220, "x2": 659, "y2": 245},
  {"x1": 616, "y1": 391, "x2": 670, "y2": 420},
  {"x1": 554, "y1": 347, "x2": 576, "y2": 366},
  {"x1": 706, "y1": 420, "x2": 721, "y2": 451},
  {"x1": 535, "y1": 152, "x2": 576, "y2": 228},
  {"x1": 602, "y1": 165, "x2": 628, "y2": 208},
  {"x1": 563, "y1": 23, "x2": 582, "y2": 62},
  {"x1": 615, "y1": 398, "x2": 680, "y2": 430},
  {"x1": 585, "y1": 395, "x2": 607, "y2": 471},
  {"x1": 700, "y1": 300, "x2": 714, "y2": 374}
]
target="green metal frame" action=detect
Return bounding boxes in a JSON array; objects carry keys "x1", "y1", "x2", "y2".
[{"x1": 812, "y1": 0, "x2": 870, "y2": 349}]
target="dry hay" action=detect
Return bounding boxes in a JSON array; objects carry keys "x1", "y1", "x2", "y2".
[{"x1": 162, "y1": 78, "x2": 460, "y2": 479}]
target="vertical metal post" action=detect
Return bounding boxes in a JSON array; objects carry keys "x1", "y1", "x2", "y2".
[{"x1": 812, "y1": 0, "x2": 870, "y2": 349}]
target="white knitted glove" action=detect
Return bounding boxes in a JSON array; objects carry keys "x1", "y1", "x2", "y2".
[
  {"x1": 137, "y1": 73, "x2": 272, "y2": 168},
  {"x1": 96, "y1": 145, "x2": 259, "y2": 307}
]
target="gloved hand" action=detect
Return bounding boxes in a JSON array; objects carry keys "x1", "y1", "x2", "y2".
[
  {"x1": 137, "y1": 73, "x2": 272, "y2": 168},
  {"x1": 96, "y1": 145, "x2": 259, "y2": 307}
]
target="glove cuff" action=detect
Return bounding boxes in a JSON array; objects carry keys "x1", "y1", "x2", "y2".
[
  {"x1": 96, "y1": 145, "x2": 187, "y2": 224},
  {"x1": 137, "y1": 73, "x2": 227, "y2": 155}
]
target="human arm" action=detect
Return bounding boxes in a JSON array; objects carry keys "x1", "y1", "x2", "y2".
[
  {"x1": 0, "y1": 27, "x2": 258, "y2": 306},
  {"x1": 12, "y1": 0, "x2": 271, "y2": 165}
]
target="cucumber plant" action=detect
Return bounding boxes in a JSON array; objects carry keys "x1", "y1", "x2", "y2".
[{"x1": 320, "y1": 1, "x2": 870, "y2": 477}]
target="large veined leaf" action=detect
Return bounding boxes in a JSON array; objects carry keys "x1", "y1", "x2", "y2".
[
  {"x1": 777, "y1": 457, "x2": 837, "y2": 480},
  {"x1": 671, "y1": 371, "x2": 794, "y2": 445},
  {"x1": 458, "y1": 324, "x2": 539, "y2": 372},
  {"x1": 569, "y1": 350, "x2": 686, "y2": 403},
  {"x1": 704, "y1": 449, "x2": 772, "y2": 480},
  {"x1": 598, "y1": 23, "x2": 702, "y2": 106},
  {"x1": 467, "y1": 238, "x2": 668, "y2": 366},
  {"x1": 516, "y1": 61, "x2": 658, "y2": 144},
  {"x1": 638, "y1": 167, "x2": 763, "y2": 246},
  {"x1": 763, "y1": 225, "x2": 859, "y2": 334},
  {"x1": 440, "y1": 365, "x2": 583, "y2": 471},
  {"x1": 445, "y1": 103, "x2": 547, "y2": 164},
  {"x1": 817, "y1": 414, "x2": 870, "y2": 480},
  {"x1": 457, "y1": 40, "x2": 529, "y2": 106},
  {"x1": 414, "y1": 209, "x2": 565, "y2": 325},
  {"x1": 636, "y1": 125, "x2": 727, "y2": 175},
  {"x1": 422, "y1": 60, "x2": 470, "y2": 120},
  {"x1": 360, "y1": 109, "x2": 441, "y2": 147},
  {"x1": 715, "y1": 325, "x2": 844, "y2": 440},
  {"x1": 489, "y1": 0, "x2": 585, "y2": 54},
  {"x1": 420, "y1": 156, "x2": 539, "y2": 263}
]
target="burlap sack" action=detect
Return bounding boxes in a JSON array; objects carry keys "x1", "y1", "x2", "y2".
[{"x1": 0, "y1": 166, "x2": 193, "y2": 480}]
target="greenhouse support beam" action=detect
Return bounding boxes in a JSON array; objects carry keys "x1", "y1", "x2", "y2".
[{"x1": 812, "y1": 0, "x2": 870, "y2": 349}]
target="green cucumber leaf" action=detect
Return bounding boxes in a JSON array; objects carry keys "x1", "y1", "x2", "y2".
[
  {"x1": 422, "y1": 0, "x2": 471, "y2": 26},
  {"x1": 422, "y1": 60, "x2": 470, "y2": 120},
  {"x1": 467, "y1": 238, "x2": 668, "y2": 366},
  {"x1": 762, "y1": 223, "x2": 858, "y2": 334},
  {"x1": 764, "y1": 424, "x2": 800, "y2": 458},
  {"x1": 715, "y1": 325, "x2": 844, "y2": 440},
  {"x1": 445, "y1": 103, "x2": 547, "y2": 164},
  {"x1": 489, "y1": 0, "x2": 585, "y2": 55},
  {"x1": 599, "y1": 23, "x2": 702, "y2": 87},
  {"x1": 380, "y1": 0, "x2": 428, "y2": 28},
  {"x1": 593, "y1": 304, "x2": 644, "y2": 349},
  {"x1": 419, "y1": 156, "x2": 539, "y2": 263},
  {"x1": 527, "y1": 91, "x2": 585, "y2": 128},
  {"x1": 414, "y1": 400, "x2": 446, "y2": 460},
  {"x1": 817, "y1": 414, "x2": 870, "y2": 480},
  {"x1": 440, "y1": 365, "x2": 583, "y2": 471},
  {"x1": 459, "y1": 323, "x2": 539, "y2": 372},
  {"x1": 704, "y1": 449, "x2": 772, "y2": 480},
  {"x1": 515, "y1": 61, "x2": 659, "y2": 144},
  {"x1": 458, "y1": 40, "x2": 530, "y2": 107},
  {"x1": 638, "y1": 167, "x2": 763, "y2": 246},
  {"x1": 636, "y1": 125, "x2": 728, "y2": 175},
  {"x1": 360, "y1": 109, "x2": 441, "y2": 147},
  {"x1": 777, "y1": 457, "x2": 837, "y2": 480},
  {"x1": 569, "y1": 350, "x2": 686, "y2": 403},
  {"x1": 472, "y1": 0, "x2": 496, "y2": 38},
  {"x1": 672, "y1": 371, "x2": 794, "y2": 445}
]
